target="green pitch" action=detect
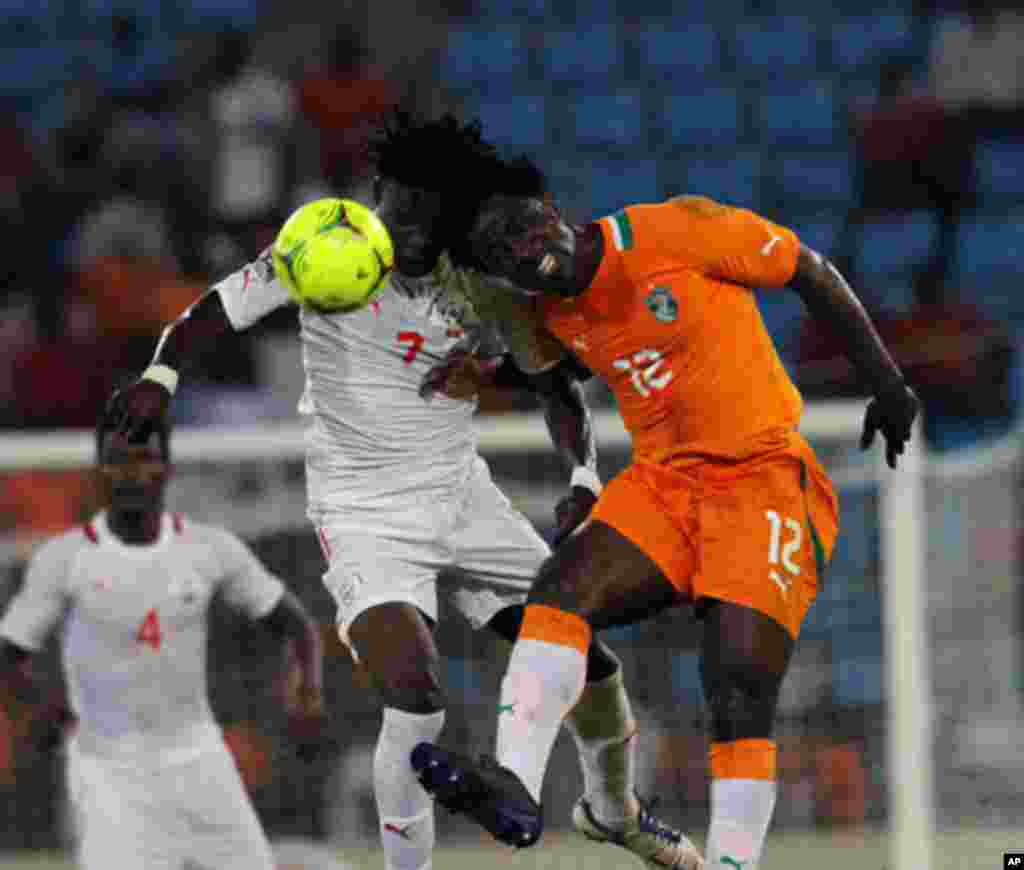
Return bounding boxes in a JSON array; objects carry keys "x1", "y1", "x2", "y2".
[{"x1": 2, "y1": 827, "x2": 1018, "y2": 869}]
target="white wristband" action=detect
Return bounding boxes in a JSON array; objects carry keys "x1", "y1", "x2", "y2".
[
  {"x1": 140, "y1": 364, "x2": 180, "y2": 395},
  {"x1": 570, "y1": 466, "x2": 603, "y2": 496}
]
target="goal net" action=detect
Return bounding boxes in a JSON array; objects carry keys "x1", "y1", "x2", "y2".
[{"x1": 0, "y1": 403, "x2": 1019, "y2": 868}]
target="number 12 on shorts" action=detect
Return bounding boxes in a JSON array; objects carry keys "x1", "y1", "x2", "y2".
[{"x1": 765, "y1": 509, "x2": 802, "y2": 595}]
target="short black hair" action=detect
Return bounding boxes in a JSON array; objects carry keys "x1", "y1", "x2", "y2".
[
  {"x1": 368, "y1": 111, "x2": 547, "y2": 266},
  {"x1": 95, "y1": 411, "x2": 171, "y2": 463}
]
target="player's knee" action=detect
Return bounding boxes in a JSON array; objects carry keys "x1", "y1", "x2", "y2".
[
  {"x1": 528, "y1": 547, "x2": 588, "y2": 616},
  {"x1": 371, "y1": 661, "x2": 446, "y2": 714},
  {"x1": 703, "y1": 674, "x2": 779, "y2": 742}
]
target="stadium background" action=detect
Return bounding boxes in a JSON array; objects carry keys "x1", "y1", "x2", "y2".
[{"x1": 0, "y1": 0, "x2": 1021, "y2": 866}]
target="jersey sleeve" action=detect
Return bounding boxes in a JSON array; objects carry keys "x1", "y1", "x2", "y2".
[
  {"x1": 213, "y1": 248, "x2": 292, "y2": 331},
  {"x1": 207, "y1": 527, "x2": 284, "y2": 619},
  {"x1": 0, "y1": 534, "x2": 76, "y2": 651},
  {"x1": 662, "y1": 196, "x2": 801, "y2": 290}
]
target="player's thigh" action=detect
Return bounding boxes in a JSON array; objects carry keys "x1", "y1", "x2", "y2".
[
  {"x1": 448, "y1": 457, "x2": 549, "y2": 629},
  {"x1": 69, "y1": 749, "x2": 181, "y2": 870},
  {"x1": 315, "y1": 518, "x2": 446, "y2": 650},
  {"x1": 533, "y1": 518, "x2": 680, "y2": 630},
  {"x1": 695, "y1": 454, "x2": 838, "y2": 639},
  {"x1": 180, "y1": 747, "x2": 275, "y2": 870}
]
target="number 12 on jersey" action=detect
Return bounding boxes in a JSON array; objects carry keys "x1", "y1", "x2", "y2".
[{"x1": 136, "y1": 608, "x2": 163, "y2": 651}]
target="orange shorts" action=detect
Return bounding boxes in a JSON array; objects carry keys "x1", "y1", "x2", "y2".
[{"x1": 590, "y1": 436, "x2": 839, "y2": 638}]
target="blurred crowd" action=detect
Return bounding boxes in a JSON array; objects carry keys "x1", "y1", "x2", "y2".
[{"x1": 0, "y1": 0, "x2": 1021, "y2": 534}]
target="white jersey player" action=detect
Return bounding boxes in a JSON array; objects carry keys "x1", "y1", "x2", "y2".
[
  {"x1": 104, "y1": 113, "x2": 703, "y2": 870},
  {"x1": 0, "y1": 421, "x2": 323, "y2": 870}
]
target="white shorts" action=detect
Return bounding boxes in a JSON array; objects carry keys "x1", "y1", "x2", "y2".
[
  {"x1": 313, "y1": 456, "x2": 549, "y2": 646},
  {"x1": 68, "y1": 737, "x2": 274, "y2": 870}
]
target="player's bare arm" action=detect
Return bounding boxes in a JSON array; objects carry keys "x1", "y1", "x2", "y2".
[
  {"x1": 105, "y1": 290, "x2": 235, "y2": 441},
  {"x1": 259, "y1": 590, "x2": 324, "y2": 719},
  {"x1": 788, "y1": 245, "x2": 919, "y2": 467},
  {"x1": 0, "y1": 640, "x2": 74, "y2": 750}
]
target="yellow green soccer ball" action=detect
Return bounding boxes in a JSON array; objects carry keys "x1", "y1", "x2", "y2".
[{"x1": 272, "y1": 198, "x2": 394, "y2": 313}]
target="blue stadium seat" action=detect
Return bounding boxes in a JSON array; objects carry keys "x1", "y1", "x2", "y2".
[
  {"x1": 442, "y1": 26, "x2": 528, "y2": 90},
  {"x1": 774, "y1": 151, "x2": 854, "y2": 206},
  {"x1": 758, "y1": 81, "x2": 839, "y2": 147},
  {"x1": 682, "y1": 151, "x2": 762, "y2": 208},
  {"x1": 856, "y1": 211, "x2": 939, "y2": 291},
  {"x1": 180, "y1": 0, "x2": 265, "y2": 30},
  {"x1": 573, "y1": 93, "x2": 649, "y2": 148},
  {"x1": 473, "y1": 95, "x2": 548, "y2": 148},
  {"x1": 756, "y1": 289, "x2": 805, "y2": 359},
  {"x1": 953, "y1": 213, "x2": 1024, "y2": 286},
  {"x1": 662, "y1": 88, "x2": 743, "y2": 147},
  {"x1": 832, "y1": 654, "x2": 883, "y2": 705},
  {"x1": 732, "y1": 17, "x2": 819, "y2": 76},
  {"x1": 790, "y1": 214, "x2": 845, "y2": 256},
  {"x1": 973, "y1": 138, "x2": 1024, "y2": 204},
  {"x1": 829, "y1": 13, "x2": 914, "y2": 71},
  {"x1": 635, "y1": 23, "x2": 720, "y2": 82},
  {"x1": 542, "y1": 26, "x2": 621, "y2": 83},
  {"x1": 579, "y1": 157, "x2": 661, "y2": 219},
  {"x1": 671, "y1": 653, "x2": 704, "y2": 706},
  {"x1": 0, "y1": 43, "x2": 74, "y2": 104}
]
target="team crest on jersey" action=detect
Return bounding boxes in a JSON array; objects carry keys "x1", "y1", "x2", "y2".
[{"x1": 645, "y1": 286, "x2": 678, "y2": 323}]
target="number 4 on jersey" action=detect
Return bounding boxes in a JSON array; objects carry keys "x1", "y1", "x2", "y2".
[{"x1": 136, "y1": 608, "x2": 162, "y2": 651}]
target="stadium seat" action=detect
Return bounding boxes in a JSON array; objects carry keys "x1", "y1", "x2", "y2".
[
  {"x1": 953, "y1": 213, "x2": 1024, "y2": 287},
  {"x1": 832, "y1": 654, "x2": 884, "y2": 705},
  {"x1": 973, "y1": 138, "x2": 1024, "y2": 204},
  {"x1": 671, "y1": 653, "x2": 704, "y2": 706},
  {"x1": 0, "y1": 43, "x2": 73, "y2": 104},
  {"x1": 182, "y1": 0, "x2": 266, "y2": 29},
  {"x1": 756, "y1": 290, "x2": 805, "y2": 359},
  {"x1": 541, "y1": 26, "x2": 621, "y2": 84},
  {"x1": 442, "y1": 26, "x2": 529, "y2": 91},
  {"x1": 829, "y1": 13, "x2": 914, "y2": 71},
  {"x1": 572, "y1": 93, "x2": 650, "y2": 148},
  {"x1": 578, "y1": 157, "x2": 661, "y2": 219},
  {"x1": 682, "y1": 150, "x2": 762, "y2": 209},
  {"x1": 662, "y1": 87, "x2": 743, "y2": 147},
  {"x1": 635, "y1": 23, "x2": 720, "y2": 82},
  {"x1": 856, "y1": 211, "x2": 939, "y2": 285},
  {"x1": 758, "y1": 81, "x2": 839, "y2": 147},
  {"x1": 473, "y1": 95, "x2": 549, "y2": 149},
  {"x1": 790, "y1": 214, "x2": 845, "y2": 256},
  {"x1": 774, "y1": 151, "x2": 855, "y2": 206},
  {"x1": 731, "y1": 17, "x2": 819, "y2": 76}
]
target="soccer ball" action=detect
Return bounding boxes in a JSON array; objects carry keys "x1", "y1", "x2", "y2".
[{"x1": 272, "y1": 198, "x2": 394, "y2": 313}]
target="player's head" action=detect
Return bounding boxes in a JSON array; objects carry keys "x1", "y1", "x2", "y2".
[
  {"x1": 95, "y1": 414, "x2": 172, "y2": 513},
  {"x1": 463, "y1": 194, "x2": 582, "y2": 296},
  {"x1": 368, "y1": 111, "x2": 545, "y2": 277}
]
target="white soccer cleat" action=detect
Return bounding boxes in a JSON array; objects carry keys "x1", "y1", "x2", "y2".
[{"x1": 572, "y1": 797, "x2": 704, "y2": 870}]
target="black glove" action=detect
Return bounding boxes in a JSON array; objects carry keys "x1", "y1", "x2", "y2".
[
  {"x1": 104, "y1": 379, "x2": 172, "y2": 442},
  {"x1": 860, "y1": 383, "x2": 920, "y2": 469},
  {"x1": 552, "y1": 485, "x2": 598, "y2": 547}
]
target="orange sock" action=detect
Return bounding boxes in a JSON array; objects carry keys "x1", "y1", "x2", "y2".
[
  {"x1": 709, "y1": 738, "x2": 778, "y2": 780},
  {"x1": 519, "y1": 604, "x2": 592, "y2": 654}
]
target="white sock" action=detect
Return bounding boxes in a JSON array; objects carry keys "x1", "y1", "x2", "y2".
[
  {"x1": 495, "y1": 637, "x2": 588, "y2": 803},
  {"x1": 705, "y1": 778, "x2": 777, "y2": 870},
  {"x1": 374, "y1": 707, "x2": 445, "y2": 870},
  {"x1": 564, "y1": 666, "x2": 640, "y2": 826}
]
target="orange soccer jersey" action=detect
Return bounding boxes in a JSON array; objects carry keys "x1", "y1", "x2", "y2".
[{"x1": 539, "y1": 197, "x2": 839, "y2": 636}]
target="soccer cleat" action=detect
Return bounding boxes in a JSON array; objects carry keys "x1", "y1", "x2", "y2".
[
  {"x1": 572, "y1": 796, "x2": 705, "y2": 870},
  {"x1": 410, "y1": 742, "x2": 543, "y2": 848}
]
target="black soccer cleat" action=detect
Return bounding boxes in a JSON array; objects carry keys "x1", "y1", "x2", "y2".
[{"x1": 411, "y1": 742, "x2": 543, "y2": 848}]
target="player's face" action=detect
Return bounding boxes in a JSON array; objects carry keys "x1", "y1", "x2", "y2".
[
  {"x1": 470, "y1": 196, "x2": 578, "y2": 297},
  {"x1": 374, "y1": 179, "x2": 446, "y2": 277},
  {"x1": 98, "y1": 432, "x2": 170, "y2": 513}
]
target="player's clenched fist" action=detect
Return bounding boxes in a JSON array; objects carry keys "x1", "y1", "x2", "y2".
[
  {"x1": 104, "y1": 379, "x2": 172, "y2": 442},
  {"x1": 860, "y1": 383, "x2": 920, "y2": 469}
]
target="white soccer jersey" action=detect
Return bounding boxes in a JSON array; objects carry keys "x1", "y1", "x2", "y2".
[
  {"x1": 0, "y1": 513, "x2": 283, "y2": 762},
  {"x1": 215, "y1": 247, "x2": 558, "y2": 513}
]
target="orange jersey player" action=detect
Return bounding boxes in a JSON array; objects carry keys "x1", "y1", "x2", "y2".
[{"x1": 412, "y1": 192, "x2": 919, "y2": 870}]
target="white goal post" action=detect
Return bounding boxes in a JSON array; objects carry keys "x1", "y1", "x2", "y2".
[{"x1": 0, "y1": 399, "x2": 932, "y2": 868}]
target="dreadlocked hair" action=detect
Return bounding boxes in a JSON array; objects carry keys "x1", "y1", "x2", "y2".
[{"x1": 368, "y1": 110, "x2": 547, "y2": 267}]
